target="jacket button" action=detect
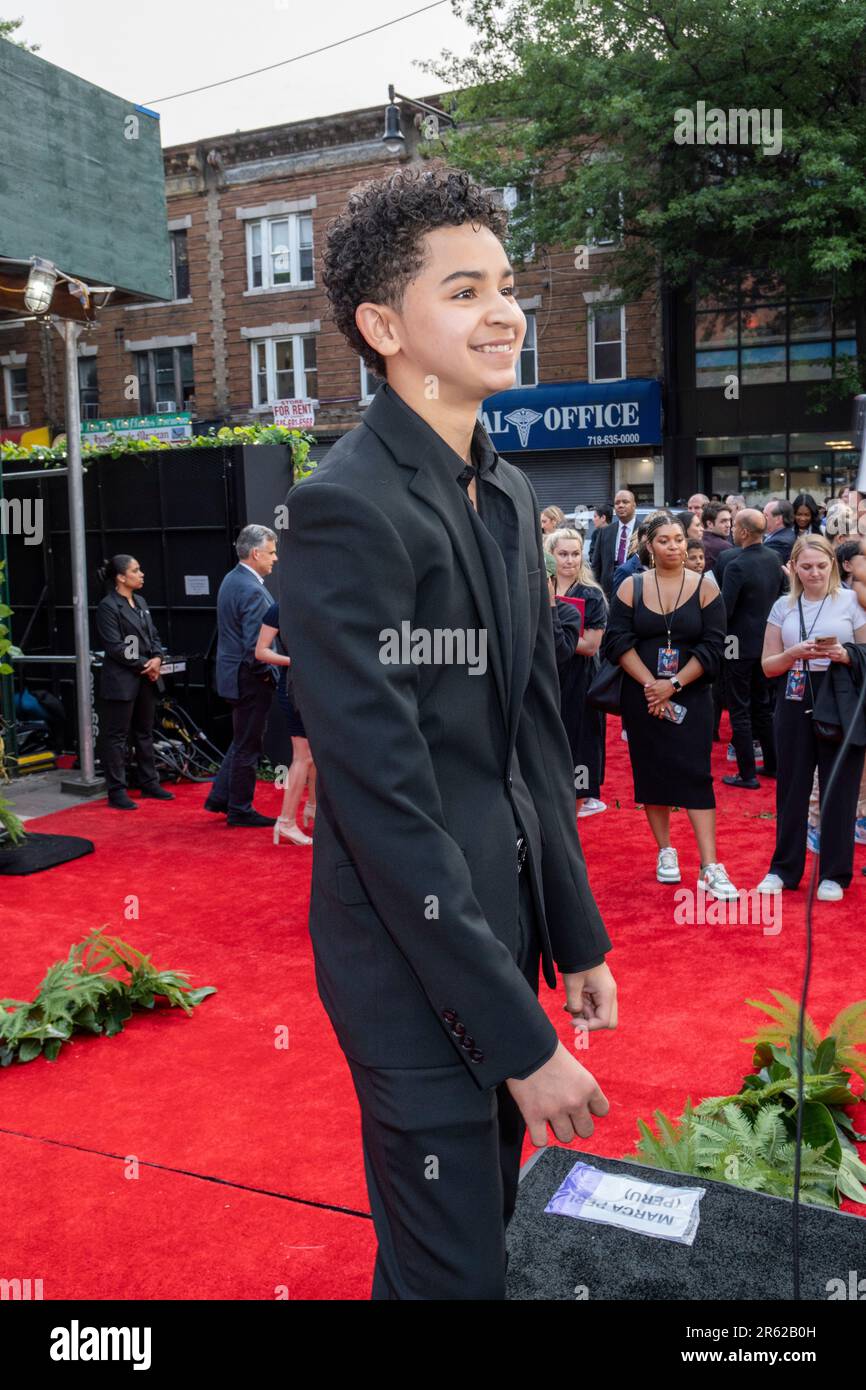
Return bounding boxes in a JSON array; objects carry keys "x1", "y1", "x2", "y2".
[
  {"x1": 442, "y1": 1009, "x2": 457, "y2": 1024},
  {"x1": 461, "y1": 1035, "x2": 475, "y2": 1050},
  {"x1": 452, "y1": 1022, "x2": 466, "y2": 1037},
  {"x1": 470, "y1": 1049, "x2": 484, "y2": 1063},
  {"x1": 505, "y1": 774, "x2": 513, "y2": 789}
]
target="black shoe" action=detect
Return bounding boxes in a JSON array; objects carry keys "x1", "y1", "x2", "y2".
[
  {"x1": 140, "y1": 786, "x2": 175, "y2": 800},
  {"x1": 226, "y1": 810, "x2": 277, "y2": 828},
  {"x1": 108, "y1": 793, "x2": 138, "y2": 810},
  {"x1": 204, "y1": 797, "x2": 228, "y2": 813},
  {"x1": 722, "y1": 774, "x2": 760, "y2": 790}
]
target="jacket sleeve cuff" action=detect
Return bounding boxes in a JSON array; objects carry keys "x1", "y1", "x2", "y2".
[
  {"x1": 559, "y1": 953, "x2": 607, "y2": 973},
  {"x1": 505, "y1": 1034, "x2": 559, "y2": 1082}
]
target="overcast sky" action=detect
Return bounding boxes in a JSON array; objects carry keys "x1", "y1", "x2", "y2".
[{"x1": 14, "y1": 0, "x2": 476, "y2": 146}]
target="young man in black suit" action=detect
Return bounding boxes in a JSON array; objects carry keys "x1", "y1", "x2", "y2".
[
  {"x1": 280, "y1": 165, "x2": 616, "y2": 1300},
  {"x1": 721, "y1": 508, "x2": 785, "y2": 788},
  {"x1": 593, "y1": 489, "x2": 638, "y2": 598}
]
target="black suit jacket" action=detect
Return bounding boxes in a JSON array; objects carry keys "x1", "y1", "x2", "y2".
[
  {"x1": 764, "y1": 526, "x2": 796, "y2": 565},
  {"x1": 593, "y1": 516, "x2": 635, "y2": 599},
  {"x1": 280, "y1": 384, "x2": 611, "y2": 1092},
  {"x1": 720, "y1": 542, "x2": 785, "y2": 659},
  {"x1": 95, "y1": 591, "x2": 165, "y2": 700}
]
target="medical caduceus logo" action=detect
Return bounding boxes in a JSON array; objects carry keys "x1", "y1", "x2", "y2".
[{"x1": 503, "y1": 407, "x2": 543, "y2": 448}]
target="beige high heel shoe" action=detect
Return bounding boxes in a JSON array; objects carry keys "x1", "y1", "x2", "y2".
[{"x1": 273, "y1": 817, "x2": 313, "y2": 847}]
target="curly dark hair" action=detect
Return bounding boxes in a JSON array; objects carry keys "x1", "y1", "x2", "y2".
[{"x1": 322, "y1": 162, "x2": 509, "y2": 377}]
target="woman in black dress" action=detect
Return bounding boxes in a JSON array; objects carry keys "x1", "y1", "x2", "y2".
[
  {"x1": 603, "y1": 511, "x2": 738, "y2": 900},
  {"x1": 94, "y1": 554, "x2": 175, "y2": 810},
  {"x1": 255, "y1": 600, "x2": 317, "y2": 847},
  {"x1": 545, "y1": 528, "x2": 608, "y2": 816}
]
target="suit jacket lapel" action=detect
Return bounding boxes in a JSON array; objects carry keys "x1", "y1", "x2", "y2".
[{"x1": 363, "y1": 388, "x2": 509, "y2": 729}]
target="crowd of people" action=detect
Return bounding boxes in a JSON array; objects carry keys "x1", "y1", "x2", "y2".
[{"x1": 542, "y1": 487, "x2": 866, "y2": 904}]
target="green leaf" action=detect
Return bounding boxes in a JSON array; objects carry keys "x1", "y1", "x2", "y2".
[
  {"x1": 797, "y1": 1102, "x2": 843, "y2": 1168},
  {"x1": 18, "y1": 1038, "x2": 43, "y2": 1063}
]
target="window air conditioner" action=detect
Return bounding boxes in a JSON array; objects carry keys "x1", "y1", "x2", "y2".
[{"x1": 155, "y1": 400, "x2": 177, "y2": 413}]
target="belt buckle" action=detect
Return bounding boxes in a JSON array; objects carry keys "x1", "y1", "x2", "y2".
[{"x1": 516, "y1": 835, "x2": 528, "y2": 873}]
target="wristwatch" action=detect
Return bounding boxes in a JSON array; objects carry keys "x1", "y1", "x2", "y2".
[{"x1": 670, "y1": 676, "x2": 683, "y2": 694}]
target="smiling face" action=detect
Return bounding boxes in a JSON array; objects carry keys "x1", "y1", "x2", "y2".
[
  {"x1": 358, "y1": 223, "x2": 526, "y2": 408},
  {"x1": 795, "y1": 504, "x2": 814, "y2": 532}
]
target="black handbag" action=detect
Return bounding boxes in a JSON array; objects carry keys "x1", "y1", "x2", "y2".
[{"x1": 586, "y1": 658, "x2": 623, "y2": 714}]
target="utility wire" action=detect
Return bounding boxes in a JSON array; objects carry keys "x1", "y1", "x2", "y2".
[{"x1": 145, "y1": 0, "x2": 450, "y2": 104}]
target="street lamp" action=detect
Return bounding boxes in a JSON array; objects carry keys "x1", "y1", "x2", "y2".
[
  {"x1": 381, "y1": 84, "x2": 456, "y2": 155},
  {"x1": 23, "y1": 257, "x2": 57, "y2": 313}
]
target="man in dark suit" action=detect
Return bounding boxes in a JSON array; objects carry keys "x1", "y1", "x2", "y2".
[
  {"x1": 721, "y1": 508, "x2": 785, "y2": 788},
  {"x1": 280, "y1": 165, "x2": 616, "y2": 1300},
  {"x1": 587, "y1": 502, "x2": 612, "y2": 571},
  {"x1": 206, "y1": 524, "x2": 278, "y2": 827},
  {"x1": 593, "y1": 489, "x2": 637, "y2": 598},
  {"x1": 762, "y1": 499, "x2": 796, "y2": 564},
  {"x1": 700, "y1": 501, "x2": 733, "y2": 573}
]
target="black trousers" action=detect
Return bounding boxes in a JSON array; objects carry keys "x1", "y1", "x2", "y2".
[
  {"x1": 770, "y1": 669, "x2": 865, "y2": 888},
  {"x1": 725, "y1": 655, "x2": 777, "y2": 780},
  {"x1": 346, "y1": 866, "x2": 543, "y2": 1301},
  {"x1": 209, "y1": 665, "x2": 274, "y2": 813},
  {"x1": 99, "y1": 681, "x2": 161, "y2": 796}
]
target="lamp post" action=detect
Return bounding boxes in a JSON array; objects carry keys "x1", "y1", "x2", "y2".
[
  {"x1": 1, "y1": 256, "x2": 115, "y2": 795},
  {"x1": 382, "y1": 85, "x2": 456, "y2": 157}
]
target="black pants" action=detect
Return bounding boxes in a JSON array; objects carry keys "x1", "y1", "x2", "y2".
[
  {"x1": 209, "y1": 665, "x2": 274, "y2": 813},
  {"x1": 725, "y1": 656, "x2": 777, "y2": 780},
  {"x1": 346, "y1": 867, "x2": 542, "y2": 1301},
  {"x1": 770, "y1": 669, "x2": 865, "y2": 888},
  {"x1": 99, "y1": 681, "x2": 160, "y2": 796}
]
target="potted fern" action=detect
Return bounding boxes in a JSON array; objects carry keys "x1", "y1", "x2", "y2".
[{"x1": 630, "y1": 991, "x2": 866, "y2": 1210}]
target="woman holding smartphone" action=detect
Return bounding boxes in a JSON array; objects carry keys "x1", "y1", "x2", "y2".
[
  {"x1": 603, "y1": 511, "x2": 736, "y2": 898},
  {"x1": 757, "y1": 534, "x2": 866, "y2": 901}
]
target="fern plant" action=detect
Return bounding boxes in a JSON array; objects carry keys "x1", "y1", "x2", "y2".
[
  {"x1": 0, "y1": 928, "x2": 216, "y2": 1066},
  {"x1": 628, "y1": 991, "x2": 866, "y2": 1210}
]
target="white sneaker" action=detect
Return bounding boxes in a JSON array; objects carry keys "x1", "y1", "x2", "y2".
[
  {"x1": 726, "y1": 743, "x2": 737, "y2": 762},
  {"x1": 621, "y1": 728, "x2": 629, "y2": 742},
  {"x1": 855, "y1": 817, "x2": 866, "y2": 846},
  {"x1": 698, "y1": 862, "x2": 739, "y2": 901},
  {"x1": 656, "y1": 846, "x2": 681, "y2": 883},
  {"x1": 578, "y1": 798, "x2": 607, "y2": 818},
  {"x1": 757, "y1": 872, "x2": 784, "y2": 894},
  {"x1": 817, "y1": 879, "x2": 844, "y2": 901}
]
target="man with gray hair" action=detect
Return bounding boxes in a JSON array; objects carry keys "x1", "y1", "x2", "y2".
[{"x1": 205, "y1": 524, "x2": 279, "y2": 826}]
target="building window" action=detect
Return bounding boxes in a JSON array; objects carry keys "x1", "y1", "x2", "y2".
[
  {"x1": 246, "y1": 213, "x2": 314, "y2": 291},
  {"x1": 488, "y1": 184, "x2": 535, "y2": 261},
  {"x1": 360, "y1": 358, "x2": 386, "y2": 401},
  {"x1": 515, "y1": 312, "x2": 537, "y2": 386},
  {"x1": 170, "y1": 229, "x2": 190, "y2": 300},
  {"x1": 78, "y1": 357, "x2": 100, "y2": 419},
  {"x1": 589, "y1": 305, "x2": 625, "y2": 381},
  {"x1": 695, "y1": 279, "x2": 856, "y2": 388},
  {"x1": 695, "y1": 432, "x2": 861, "y2": 503},
  {"x1": 134, "y1": 346, "x2": 195, "y2": 414},
  {"x1": 251, "y1": 335, "x2": 318, "y2": 406},
  {"x1": 3, "y1": 365, "x2": 29, "y2": 424}
]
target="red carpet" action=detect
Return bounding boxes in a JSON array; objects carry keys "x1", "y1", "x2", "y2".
[{"x1": 2, "y1": 716, "x2": 864, "y2": 1299}]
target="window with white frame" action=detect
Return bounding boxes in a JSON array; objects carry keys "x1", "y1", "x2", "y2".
[
  {"x1": 515, "y1": 312, "x2": 538, "y2": 386},
  {"x1": 589, "y1": 305, "x2": 625, "y2": 381},
  {"x1": 488, "y1": 184, "x2": 535, "y2": 262},
  {"x1": 246, "y1": 214, "x2": 314, "y2": 291},
  {"x1": 3, "y1": 365, "x2": 29, "y2": 424},
  {"x1": 359, "y1": 358, "x2": 386, "y2": 401},
  {"x1": 252, "y1": 335, "x2": 318, "y2": 406},
  {"x1": 78, "y1": 356, "x2": 100, "y2": 419}
]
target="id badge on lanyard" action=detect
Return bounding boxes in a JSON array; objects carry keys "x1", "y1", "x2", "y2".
[
  {"x1": 657, "y1": 646, "x2": 680, "y2": 678},
  {"x1": 785, "y1": 659, "x2": 806, "y2": 701}
]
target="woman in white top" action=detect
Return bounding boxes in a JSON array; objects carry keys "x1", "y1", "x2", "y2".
[{"x1": 758, "y1": 534, "x2": 866, "y2": 901}]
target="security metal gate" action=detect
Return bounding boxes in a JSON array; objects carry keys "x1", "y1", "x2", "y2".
[{"x1": 500, "y1": 448, "x2": 614, "y2": 511}]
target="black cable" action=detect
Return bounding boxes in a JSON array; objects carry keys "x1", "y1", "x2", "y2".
[
  {"x1": 144, "y1": 0, "x2": 450, "y2": 104},
  {"x1": 792, "y1": 658, "x2": 866, "y2": 1299}
]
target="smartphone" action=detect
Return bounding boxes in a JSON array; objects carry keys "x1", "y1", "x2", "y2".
[
  {"x1": 813, "y1": 635, "x2": 835, "y2": 647},
  {"x1": 661, "y1": 701, "x2": 687, "y2": 724}
]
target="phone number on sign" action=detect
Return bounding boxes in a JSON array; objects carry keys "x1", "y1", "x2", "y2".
[{"x1": 586, "y1": 433, "x2": 641, "y2": 446}]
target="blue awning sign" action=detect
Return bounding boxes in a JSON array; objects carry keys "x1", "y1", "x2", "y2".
[{"x1": 481, "y1": 378, "x2": 662, "y2": 452}]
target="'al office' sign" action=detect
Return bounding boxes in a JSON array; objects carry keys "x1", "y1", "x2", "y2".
[{"x1": 480, "y1": 379, "x2": 662, "y2": 452}]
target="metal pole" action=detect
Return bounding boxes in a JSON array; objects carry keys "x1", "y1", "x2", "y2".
[{"x1": 56, "y1": 317, "x2": 104, "y2": 794}]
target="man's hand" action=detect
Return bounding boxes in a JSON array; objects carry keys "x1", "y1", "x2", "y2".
[
  {"x1": 562, "y1": 962, "x2": 618, "y2": 1033},
  {"x1": 141, "y1": 657, "x2": 161, "y2": 681},
  {"x1": 506, "y1": 1041, "x2": 609, "y2": 1146}
]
